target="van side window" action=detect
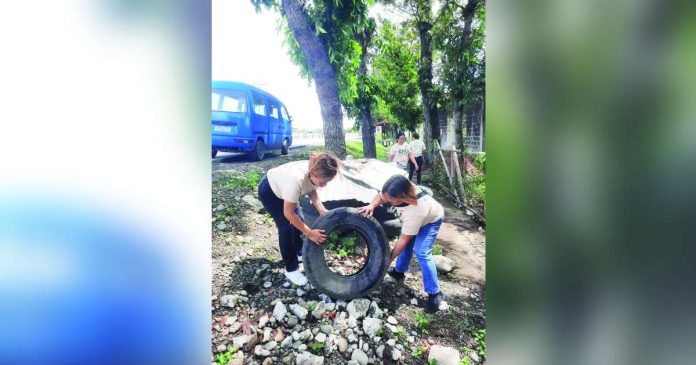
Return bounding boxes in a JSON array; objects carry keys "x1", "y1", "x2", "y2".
[
  {"x1": 268, "y1": 101, "x2": 280, "y2": 119},
  {"x1": 212, "y1": 89, "x2": 247, "y2": 113},
  {"x1": 281, "y1": 106, "x2": 290, "y2": 121},
  {"x1": 252, "y1": 93, "x2": 266, "y2": 115}
]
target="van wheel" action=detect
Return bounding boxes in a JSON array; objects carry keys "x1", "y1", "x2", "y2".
[
  {"x1": 302, "y1": 207, "x2": 390, "y2": 300},
  {"x1": 212, "y1": 148, "x2": 218, "y2": 158},
  {"x1": 252, "y1": 140, "x2": 265, "y2": 161},
  {"x1": 281, "y1": 139, "x2": 289, "y2": 155}
]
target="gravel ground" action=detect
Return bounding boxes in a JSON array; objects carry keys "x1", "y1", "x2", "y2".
[{"x1": 211, "y1": 147, "x2": 486, "y2": 365}]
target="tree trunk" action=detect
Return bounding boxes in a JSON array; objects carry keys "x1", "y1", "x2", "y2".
[
  {"x1": 359, "y1": 110, "x2": 376, "y2": 158},
  {"x1": 357, "y1": 30, "x2": 376, "y2": 158},
  {"x1": 281, "y1": 0, "x2": 346, "y2": 158},
  {"x1": 415, "y1": 0, "x2": 439, "y2": 160},
  {"x1": 454, "y1": 97, "x2": 464, "y2": 152}
]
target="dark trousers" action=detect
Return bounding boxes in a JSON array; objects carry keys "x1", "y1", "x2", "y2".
[
  {"x1": 409, "y1": 156, "x2": 424, "y2": 184},
  {"x1": 257, "y1": 175, "x2": 304, "y2": 272}
]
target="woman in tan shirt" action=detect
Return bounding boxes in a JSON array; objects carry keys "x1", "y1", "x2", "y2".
[
  {"x1": 359, "y1": 174, "x2": 445, "y2": 313},
  {"x1": 257, "y1": 152, "x2": 340, "y2": 286}
]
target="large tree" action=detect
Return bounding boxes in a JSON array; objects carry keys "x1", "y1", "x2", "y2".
[
  {"x1": 371, "y1": 20, "x2": 423, "y2": 133},
  {"x1": 433, "y1": 0, "x2": 485, "y2": 151},
  {"x1": 253, "y1": 0, "x2": 375, "y2": 159}
]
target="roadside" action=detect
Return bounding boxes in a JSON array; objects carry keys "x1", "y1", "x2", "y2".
[{"x1": 211, "y1": 146, "x2": 486, "y2": 365}]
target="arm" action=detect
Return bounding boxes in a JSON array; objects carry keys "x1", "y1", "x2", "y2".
[
  {"x1": 357, "y1": 192, "x2": 384, "y2": 217},
  {"x1": 408, "y1": 152, "x2": 418, "y2": 170},
  {"x1": 390, "y1": 234, "x2": 415, "y2": 262},
  {"x1": 388, "y1": 152, "x2": 394, "y2": 162},
  {"x1": 283, "y1": 201, "x2": 327, "y2": 244},
  {"x1": 308, "y1": 190, "x2": 328, "y2": 215}
]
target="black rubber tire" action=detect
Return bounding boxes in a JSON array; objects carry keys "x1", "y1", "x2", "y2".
[
  {"x1": 302, "y1": 207, "x2": 390, "y2": 300},
  {"x1": 281, "y1": 138, "x2": 289, "y2": 155},
  {"x1": 212, "y1": 148, "x2": 218, "y2": 158},
  {"x1": 299, "y1": 198, "x2": 402, "y2": 240},
  {"x1": 251, "y1": 139, "x2": 265, "y2": 161}
]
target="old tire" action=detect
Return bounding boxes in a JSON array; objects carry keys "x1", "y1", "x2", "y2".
[{"x1": 302, "y1": 207, "x2": 390, "y2": 300}]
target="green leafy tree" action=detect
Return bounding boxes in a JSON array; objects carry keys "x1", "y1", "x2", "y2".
[
  {"x1": 433, "y1": 0, "x2": 485, "y2": 150},
  {"x1": 371, "y1": 20, "x2": 423, "y2": 132},
  {"x1": 252, "y1": 0, "x2": 376, "y2": 159}
]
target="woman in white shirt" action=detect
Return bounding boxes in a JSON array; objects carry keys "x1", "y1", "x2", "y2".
[
  {"x1": 408, "y1": 132, "x2": 425, "y2": 184},
  {"x1": 257, "y1": 152, "x2": 340, "y2": 285},
  {"x1": 388, "y1": 132, "x2": 418, "y2": 171}
]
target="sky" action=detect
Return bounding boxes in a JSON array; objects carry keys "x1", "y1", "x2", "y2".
[
  {"x1": 212, "y1": 0, "x2": 343, "y2": 131},
  {"x1": 211, "y1": 1, "x2": 408, "y2": 132}
]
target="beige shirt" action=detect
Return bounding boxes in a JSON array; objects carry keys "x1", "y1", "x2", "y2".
[
  {"x1": 409, "y1": 140, "x2": 426, "y2": 158},
  {"x1": 389, "y1": 142, "x2": 410, "y2": 165},
  {"x1": 396, "y1": 193, "x2": 445, "y2": 236},
  {"x1": 266, "y1": 160, "x2": 316, "y2": 203}
]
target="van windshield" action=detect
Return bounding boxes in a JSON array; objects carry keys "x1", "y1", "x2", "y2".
[{"x1": 212, "y1": 89, "x2": 247, "y2": 113}]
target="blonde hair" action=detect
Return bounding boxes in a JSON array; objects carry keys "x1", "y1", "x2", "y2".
[{"x1": 307, "y1": 152, "x2": 341, "y2": 180}]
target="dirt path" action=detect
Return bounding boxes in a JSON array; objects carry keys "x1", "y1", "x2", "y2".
[{"x1": 211, "y1": 147, "x2": 486, "y2": 365}]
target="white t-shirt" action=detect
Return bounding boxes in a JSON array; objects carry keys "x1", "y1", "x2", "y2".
[
  {"x1": 396, "y1": 193, "x2": 445, "y2": 236},
  {"x1": 266, "y1": 160, "x2": 316, "y2": 203},
  {"x1": 409, "y1": 140, "x2": 426, "y2": 158},
  {"x1": 389, "y1": 142, "x2": 410, "y2": 165}
]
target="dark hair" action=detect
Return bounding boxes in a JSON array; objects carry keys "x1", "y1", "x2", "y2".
[
  {"x1": 382, "y1": 175, "x2": 418, "y2": 204},
  {"x1": 413, "y1": 132, "x2": 420, "y2": 139},
  {"x1": 396, "y1": 132, "x2": 405, "y2": 139}
]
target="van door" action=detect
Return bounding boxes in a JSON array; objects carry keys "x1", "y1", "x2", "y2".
[
  {"x1": 250, "y1": 92, "x2": 269, "y2": 141},
  {"x1": 212, "y1": 88, "x2": 250, "y2": 140},
  {"x1": 267, "y1": 99, "x2": 282, "y2": 148},
  {"x1": 280, "y1": 105, "x2": 292, "y2": 145}
]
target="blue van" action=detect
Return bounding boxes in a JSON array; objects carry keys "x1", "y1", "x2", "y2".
[{"x1": 212, "y1": 81, "x2": 293, "y2": 160}]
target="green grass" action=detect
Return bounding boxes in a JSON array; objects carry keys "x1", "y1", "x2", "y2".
[
  {"x1": 310, "y1": 342, "x2": 325, "y2": 354},
  {"x1": 414, "y1": 312, "x2": 431, "y2": 334},
  {"x1": 411, "y1": 346, "x2": 427, "y2": 359},
  {"x1": 432, "y1": 245, "x2": 443, "y2": 256},
  {"x1": 345, "y1": 140, "x2": 388, "y2": 161},
  {"x1": 474, "y1": 328, "x2": 486, "y2": 358},
  {"x1": 226, "y1": 170, "x2": 262, "y2": 191},
  {"x1": 215, "y1": 345, "x2": 239, "y2": 365}
]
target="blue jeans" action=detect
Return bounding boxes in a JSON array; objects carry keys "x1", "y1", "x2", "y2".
[{"x1": 394, "y1": 219, "x2": 442, "y2": 295}]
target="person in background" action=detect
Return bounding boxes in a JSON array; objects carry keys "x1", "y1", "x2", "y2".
[
  {"x1": 257, "y1": 152, "x2": 340, "y2": 286},
  {"x1": 388, "y1": 132, "x2": 418, "y2": 171},
  {"x1": 357, "y1": 175, "x2": 445, "y2": 313},
  {"x1": 408, "y1": 132, "x2": 425, "y2": 184}
]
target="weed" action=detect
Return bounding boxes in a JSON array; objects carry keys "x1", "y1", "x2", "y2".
[
  {"x1": 306, "y1": 302, "x2": 317, "y2": 312},
  {"x1": 325, "y1": 230, "x2": 360, "y2": 258},
  {"x1": 459, "y1": 347, "x2": 472, "y2": 365},
  {"x1": 215, "y1": 345, "x2": 239, "y2": 365},
  {"x1": 262, "y1": 213, "x2": 274, "y2": 226},
  {"x1": 428, "y1": 359, "x2": 438, "y2": 365},
  {"x1": 414, "y1": 312, "x2": 431, "y2": 334},
  {"x1": 411, "y1": 346, "x2": 427, "y2": 358},
  {"x1": 310, "y1": 342, "x2": 325, "y2": 354},
  {"x1": 226, "y1": 170, "x2": 262, "y2": 191},
  {"x1": 376, "y1": 327, "x2": 384, "y2": 336},
  {"x1": 474, "y1": 328, "x2": 486, "y2": 358},
  {"x1": 432, "y1": 245, "x2": 443, "y2": 256},
  {"x1": 394, "y1": 326, "x2": 406, "y2": 337}
]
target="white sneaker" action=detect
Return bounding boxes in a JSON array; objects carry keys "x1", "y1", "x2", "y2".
[{"x1": 284, "y1": 270, "x2": 308, "y2": 286}]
